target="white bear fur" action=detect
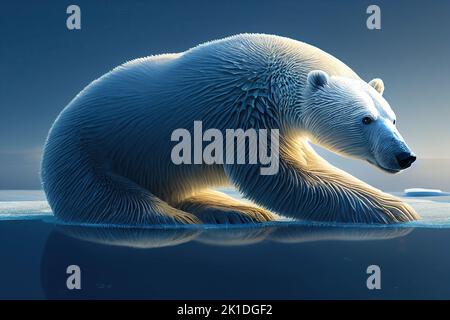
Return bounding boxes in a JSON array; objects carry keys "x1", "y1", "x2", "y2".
[{"x1": 41, "y1": 34, "x2": 419, "y2": 225}]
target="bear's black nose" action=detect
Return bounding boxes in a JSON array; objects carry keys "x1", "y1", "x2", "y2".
[{"x1": 396, "y1": 152, "x2": 416, "y2": 169}]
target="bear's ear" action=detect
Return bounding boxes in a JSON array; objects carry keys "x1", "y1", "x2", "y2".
[
  {"x1": 307, "y1": 70, "x2": 329, "y2": 90},
  {"x1": 369, "y1": 78, "x2": 384, "y2": 95}
]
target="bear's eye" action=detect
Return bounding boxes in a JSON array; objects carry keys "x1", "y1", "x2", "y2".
[
  {"x1": 362, "y1": 117, "x2": 373, "y2": 125},
  {"x1": 393, "y1": 119, "x2": 396, "y2": 125}
]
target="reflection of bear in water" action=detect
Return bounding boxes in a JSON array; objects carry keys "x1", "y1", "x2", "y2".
[
  {"x1": 40, "y1": 225, "x2": 412, "y2": 299},
  {"x1": 41, "y1": 34, "x2": 418, "y2": 225}
]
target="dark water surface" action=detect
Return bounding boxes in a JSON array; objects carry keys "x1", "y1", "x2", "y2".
[{"x1": 1, "y1": 216, "x2": 450, "y2": 300}]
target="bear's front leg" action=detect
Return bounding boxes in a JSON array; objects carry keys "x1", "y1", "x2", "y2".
[{"x1": 224, "y1": 153, "x2": 419, "y2": 224}]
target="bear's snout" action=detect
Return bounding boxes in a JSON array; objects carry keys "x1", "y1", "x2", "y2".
[{"x1": 395, "y1": 152, "x2": 416, "y2": 169}]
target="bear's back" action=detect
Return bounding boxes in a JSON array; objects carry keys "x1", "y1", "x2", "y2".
[
  {"x1": 69, "y1": 34, "x2": 360, "y2": 112},
  {"x1": 177, "y1": 34, "x2": 360, "y2": 84}
]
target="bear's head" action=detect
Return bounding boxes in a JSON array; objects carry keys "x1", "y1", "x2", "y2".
[{"x1": 301, "y1": 70, "x2": 416, "y2": 174}]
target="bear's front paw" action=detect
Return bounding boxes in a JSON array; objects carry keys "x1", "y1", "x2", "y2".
[
  {"x1": 382, "y1": 201, "x2": 420, "y2": 223},
  {"x1": 361, "y1": 194, "x2": 421, "y2": 224}
]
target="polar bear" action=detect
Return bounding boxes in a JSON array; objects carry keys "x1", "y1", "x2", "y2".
[{"x1": 41, "y1": 34, "x2": 419, "y2": 225}]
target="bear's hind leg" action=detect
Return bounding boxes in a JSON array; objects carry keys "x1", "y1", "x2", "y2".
[
  {"x1": 93, "y1": 172, "x2": 202, "y2": 225},
  {"x1": 47, "y1": 169, "x2": 200, "y2": 226},
  {"x1": 174, "y1": 190, "x2": 277, "y2": 224}
]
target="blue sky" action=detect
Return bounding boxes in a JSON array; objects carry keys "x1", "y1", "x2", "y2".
[{"x1": 1, "y1": 0, "x2": 449, "y2": 189}]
